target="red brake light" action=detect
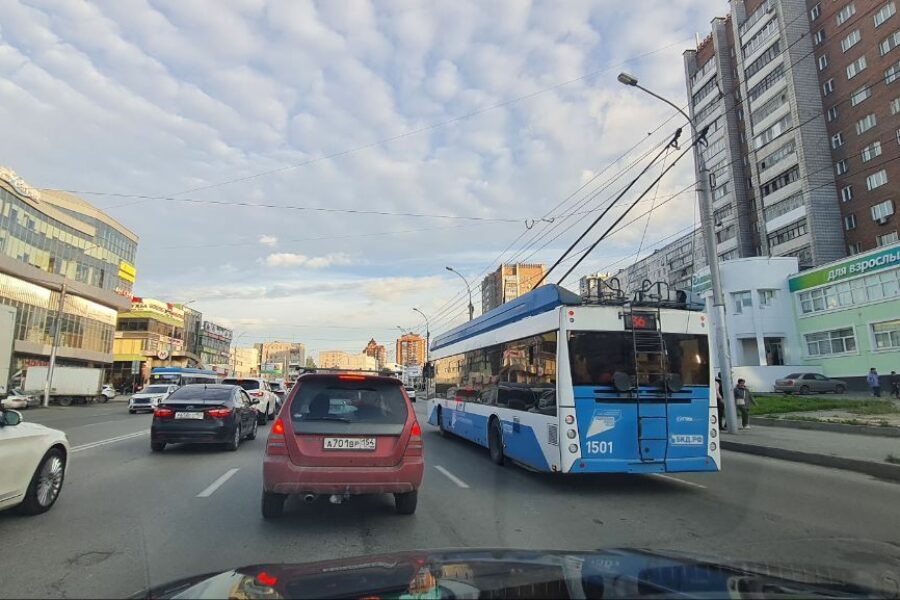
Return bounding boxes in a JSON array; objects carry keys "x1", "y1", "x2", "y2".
[
  {"x1": 207, "y1": 408, "x2": 232, "y2": 418},
  {"x1": 410, "y1": 421, "x2": 422, "y2": 438},
  {"x1": 272, "y1": 418, "x2": 285, "y2": 436},
  {"x1": 154, "y1": 408, "x2": 174, "y2": 418},
  {"x1": 255, "y1": 571, "x2": 278, "y2": 587},
  {"x1": 338, "y1": 374, "x2": 366, "y2": 381},
  {"x1": 267, "y1": 418, "x2": 288, "y2": 455}
]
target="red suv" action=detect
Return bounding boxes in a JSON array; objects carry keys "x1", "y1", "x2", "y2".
[{"x1": 262, "y1": 373, "x2": 423, "y2": 518}]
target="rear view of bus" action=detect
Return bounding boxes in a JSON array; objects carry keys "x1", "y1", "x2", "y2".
[{"x1": 560, "y1": 302, "x2": 720, "y2": 474}]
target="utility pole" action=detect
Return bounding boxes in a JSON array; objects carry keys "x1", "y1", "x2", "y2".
[
  {"x1": 43, "y1": 283, "x2": 67, "y2": 408},
  {"x1": 618, "y1": 71, "x2": 739, "y2": 434}
]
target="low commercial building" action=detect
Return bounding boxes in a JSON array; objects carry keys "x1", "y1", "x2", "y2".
[
  {"x1": 0, "y1": 166, "x2": 138, "y2": 384},
  {"x1": 789, "y1": 242, "x2": 900, "y2": 389},
  {"x1": 230, "y1": 346, "x2": 259, "y2": 378},
  {"x1": 316, "y1": 350, "x2": 376, "y2": 371},
  {"x1": 111, "y1": 297, "x2": 187, "y2": 388}
]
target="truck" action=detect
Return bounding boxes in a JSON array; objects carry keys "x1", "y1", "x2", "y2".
[{"x1": 24, "y1": 366, "x2": 107, "y2": 406}]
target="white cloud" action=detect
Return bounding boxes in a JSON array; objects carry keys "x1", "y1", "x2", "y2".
[
  {"x1": 258, "y1": 234, "x2": 278, "y2": 246},
  {"x1": 263, "y1": 252, "x2": 352, "y2": 269}
]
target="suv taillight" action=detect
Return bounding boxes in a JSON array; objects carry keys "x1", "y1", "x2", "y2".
[
  {"x1": 406, "y1": 420, "x2": 423, "y2": 456},
  {"x1": 266, "y1": 418, "x2": 288, "y2": 456}
]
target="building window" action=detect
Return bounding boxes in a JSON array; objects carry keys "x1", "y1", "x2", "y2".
[
  {"x1": 837, "y1": 2, "x2": 857, "y2": 25},
  {"x1": 753, "y1": 113, "x2": 792, "y2": 149},
  {"x1": 742, "y1": 18, "x2": 780, "y2": 59},
  {"x1": 822, "y1": 78, "x2": 835, "y2": 96},
  {"x1": 856, "y1": 113, "x2": 878, "y2": 135},
  {"x1": 767, "y1": 218, "x2": 808, "y2": 246},
  {"x1": 844, "y1": 214, "x2": 857, "y2": 230},
  {"x1": 798, "y1": 269, "x2": 900, "y2": 314},
  {"x1": 880, "y1": 30, "x2": 900, "y2": 55},
  {"x1": 805, "y1": 328, "x2": 856, "y2": 356},
  {"x1": 745, "y1": 42, "x2": 782, "y2": 80},
  {"x1": 691, "y1": 76, "x2": 718, "y2": 106},
  {"x1": 758, "y1": 139, "x2": 796, "y2": 172},
  {"x1": 763, "y1": 191, "x2": 805, "y2": 221},
  {"x1": 836, "y1": 159, "x2": 849, "y2": 175},
  {"x1": 841, "y1": 29, "x2": 861, "y2": 52},
  {"x1": 878, "y1": 230, "x2": 900, "y2": 246},
  {"x1": 814, "y1": 29, "x2": 826, "y2": 46},
  {"x1": 861, "y1": 140, "x2": 883, "y2": 162},
  {"x1": 866, "y1": 169, "x2": 889, "y2": 190},
  {"x1": 841, "y1": 185, "x2": 854, "y2": 202},
  {"x1": 886, "y1": 60, "x2": 900, "y2": 83},
  {"x1": 872, "y1": 319, "x2": 900, "y2": 350},
  {"x1": 846, "y1": 55, "x2": 868, "y2": 79},
  {"x1": 851, "y1": 85, "x2": 872, "y2": 106},
  {"x1": 749, "y1": 65, "x2": 786, "y2": 102},
  {"x1": 810, "y1": 3, "x2": 821, "y2": 21},
  {"x1": 872, "y1": 199, "x2": 895, "y2": 221},
  {"x1": 848, "y1": 242, "x2": 862, "y2": 254},
  {"x1": 875, "y1": 1, "x2": 897, "y2": 27},
  {"x1": 751, "y1": 92, "x2": 788, "y2": 124},
  {"x1": 818, "y1": 54, "x2": 828, "y2": 70},
  {"x1": 761, "y1": 165, "x2": 801, "y2": 197},
  {"x1": 758, "y1": 289, "x2": 777, "y2": 307},
  {"x1": 831, "y1": 132, "x2": 845, "y2": 148},
  {"x1": 892, "y1": 97, "x2": 900, "y2": 114},
  {"x1": 732, "y1": 291, "x2": 752, "y2": 314},
  {"x1": 827, "y1": 105, "x2": 839, "y2": 121}
]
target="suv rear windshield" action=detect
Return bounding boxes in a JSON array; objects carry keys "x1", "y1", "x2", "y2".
[
  {"x1": 290, "y1": 378, "x2": 408, "y2": 434},
  {"x1": 222, "y1": 378, "x2": 260, "y2": 391}
]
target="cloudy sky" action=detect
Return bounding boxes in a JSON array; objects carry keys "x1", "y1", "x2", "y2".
[{"x1": 0, "y1": 0, "x2": 723, "y2": 359}]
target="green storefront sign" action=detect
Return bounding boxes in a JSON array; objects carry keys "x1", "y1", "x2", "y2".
[
  {"x1": 691, "y1": 272, "x2": 712, "y2": 295},
  {"x1": 789, "y1": 244, "x2": 900, "y2": 292}
]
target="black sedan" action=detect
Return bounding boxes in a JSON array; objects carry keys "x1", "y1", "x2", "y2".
[{"x1": 150, "y1": 384, "x2": 259, "y2": 452}]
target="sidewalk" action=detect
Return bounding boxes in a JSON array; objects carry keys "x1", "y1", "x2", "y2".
[{"x1": 721, "y1": 425, "x2": 900, "y2": 482}]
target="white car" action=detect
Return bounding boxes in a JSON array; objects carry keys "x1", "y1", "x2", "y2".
[
  {"x1": 0, "y1": 409, "x2": 69, "y2": 515},
  {"x1": 129, "y1": 384, "x2": 178, "y2": 414},
  {"x1": 405, "y1": 386, "x2": 417, "y2": 402},
  {"x1": 1, "y1": 389, "x2": 36, "y2": 410},
  {"x1": 221, "y1": 378, "x2": 277, "y2": 424},
  {"x1": 101, "y1": 385, "x2": 116, "y2": 401}
]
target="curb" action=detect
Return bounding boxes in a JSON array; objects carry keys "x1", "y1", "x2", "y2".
[
  {"x1": 750, "y1": 416, "x2": 900, "y2": 438},
  {"x1": 721, "y1": 440, "x2": 900, "y2": 483}
]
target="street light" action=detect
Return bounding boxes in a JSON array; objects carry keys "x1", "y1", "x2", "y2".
[
  {"x1": 617, "y1": 71, "x2": 739, "y2": 435},
  {"x1": 445, "y1": 266, "x2": 474, "y2": 321}
]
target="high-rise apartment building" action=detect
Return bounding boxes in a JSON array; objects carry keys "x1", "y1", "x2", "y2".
[
  {"x1": 809, "y1": 0, "x2": 900, "y2": 252},
  {"x1": 396, "y1": 333, "x2": 426, "y2": 367},
  {"x1": 363, "y1": 338, "x2": 387, "y2": 368},
  {"x1": 481, "y1": 263, "x2": 546, "y2": 313},
  {"x1": 614, "y1": 229, "x2": 708, "y2": 294}
]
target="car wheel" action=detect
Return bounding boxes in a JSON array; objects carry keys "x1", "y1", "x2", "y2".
[
  {"x1": 436, "y1": 406, "x2": 446, "y2": 436},
  {"x1": 261, "y1": 491, "x2": 286, "y2": 519},
  {"x1": 17, "y1": 448, "x2": 66, "y2": 515},
  {"x1": 488, "y1": 419, "x2": 504, "y2": 466},
  {"x1": 129, "y1": 409, "x2": 136, "y2": 414},
  {"x1": 57, "y1": 396, "x2": 72, "y2": 407},
  {"x1": 835, "y1": 384, "x2": 846, "y2": 394},
  {"x1": 151, "y1": 441, "x2": 166, "y2": 452},
  {"x1": 394, "y1": 490, "x2": 418, "y2": 515},
  {"x1": 800, "y1": 385, "x2": 810, "y2": 395},
  {"x1": 246, "y1": 418, "x2": 258, "y2": 440},
  {"x1": 99, "y1": 395, "x2": 109, "y2": 403},
  {"x1": 226, "y1": 425, "x2": 241, "y2": 451}
]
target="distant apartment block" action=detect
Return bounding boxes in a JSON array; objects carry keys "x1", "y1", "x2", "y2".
[{"x1": 481, "y1": 263, "x2": 545, "y2": 313}]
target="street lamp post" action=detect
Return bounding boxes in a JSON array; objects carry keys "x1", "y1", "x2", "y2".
[
  {"x1": 618, "y1": 71, "x2": 739, "y2": 434},
  {"x1": 445, "y1": 266, "x2": 474, "y2": 321}
]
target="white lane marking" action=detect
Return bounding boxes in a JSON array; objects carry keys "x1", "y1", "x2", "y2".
[
  {"x1": 197, "y1": 468, "x2": 240, "y2": 498},
  {"x1": 652, "y1": 473, "x2": 707, "y2": 489},
  {"x1": 72, "y1": 431, "x2": 148, "y2": 452},
  {"x1": 434, "y1": 465, "x2": 470, "y2": 489}
]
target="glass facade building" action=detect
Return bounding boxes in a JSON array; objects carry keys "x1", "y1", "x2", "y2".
[{"x1": 0, "y1": 166, "x2": 138, "y2": 377}]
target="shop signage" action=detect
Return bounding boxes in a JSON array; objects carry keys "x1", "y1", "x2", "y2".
[
  {"x1": 789, "y1": 244, "x2": 900, "y2": 291},
  {"x1": 118, "y1": 261, "x2": 137, "y2": 284},
  {"x1": 691, "y1": 272, "x2": 712, "y2": 295},
  {"x1": 0, "y1": 166, "x2": 41, "y2": 201},
  {"x1": 130, "y1": 296, "x2": 184, "y2": 321}
]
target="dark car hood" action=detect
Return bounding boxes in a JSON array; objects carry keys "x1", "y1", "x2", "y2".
[{"x1": 136, "y1": 548, "x2": 886, "y2": 599}]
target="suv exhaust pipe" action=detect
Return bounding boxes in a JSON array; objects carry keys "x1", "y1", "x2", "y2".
[{"x1": 303, "y1": 494, "x2": 317, "y2": 503}]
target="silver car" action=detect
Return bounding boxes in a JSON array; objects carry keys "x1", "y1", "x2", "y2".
[
  {"x1": 129, "y1": 385, "x2": 178, "y2": 413},
  {"x1": 774, "y1": 373, "x2": 847, "y2": 394}
]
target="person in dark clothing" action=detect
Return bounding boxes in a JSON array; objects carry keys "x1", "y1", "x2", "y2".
[
  {"x1": 733, "y1": 378, "x2": 756, "y2": 429},
  {"x1": 715, "y1": 374, "x2": 725, "y2": 430},
  {"x1": 890, "y1": 371, "x2": 899, "y2": 399}
]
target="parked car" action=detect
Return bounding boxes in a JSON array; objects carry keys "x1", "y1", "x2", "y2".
[
  {"x1": 0, "y1": 408, "x2": 69, "y2": 515},
  {"x1": 1, "y1": 389, "x2": 38, "y2": 410},
  {"x1": 129, "y1": 384, "x2": 178, "y2": 414},
  {"x1": 221, "y1": 378, "x2": 278, "y2": 424},
  {"x1": 262, "y1": 373, "x2": 423, "y2": 518},
  {"x1": 405, "y1": 385, "x2": 417, "y2": 402},
  {"x1": 150, "y1": 384, "x2": 259, "y2": 452},
  {"x1": 774, "y1": 373, "x2": 847, "y2": 394}
]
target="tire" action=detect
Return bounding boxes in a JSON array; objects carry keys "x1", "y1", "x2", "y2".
[
  {"x1": 17, "y1": 448, "x2": 66, "y2": 515},
  {"x1": 436, "y1": 406, "x2": 446, "y2": 436},
  {"x1": 151, "y1": 441, "x2": 166, "y2": 452},
  {"x1": 488, "y1": 419, "x2": 504, "y2": 466},
  {"x1": 394, "y1": 490, "x2": 418, "y2": 515},
  {"x1": 246, "y1": 418, "x2": 258, "y2": 440},
  {"x1": 835, "y1": 384, "x2": 846, "y2": 394},
  {"x1": 226, "y1": 424, "x2": 241, "y2": 451},
  {"x1": 99, "y1": 395, "x2": 109, "y2": 404},
  {"x1": 261, "y1": 491, "x2": 286, "y2": 519},
  {"x1": 800, "y1": 385, "x2": 810, "y2": 395},
  {"x1": 57, "y1": 396, "x2": 72, "y2": 407},
  {"x1": 129, "y1": 409, "x2": 136, "y2": 414}
]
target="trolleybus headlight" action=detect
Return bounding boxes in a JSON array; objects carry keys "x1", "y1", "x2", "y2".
[
  {"x1": 565, "y1": 415, "x2": 574, "y2": 425},
  {"x1": 710, "y1": 428, "x2": 717, "y2": 438},
  {"x1": 568, "y1": 444, "x2": 578, "y2": 454},
  {"x1": 710, "y1": 442, "x2": 717, "y2": 451},
  {"x1": 566, "y1": 429, "x2": 577, "y2": 439}
]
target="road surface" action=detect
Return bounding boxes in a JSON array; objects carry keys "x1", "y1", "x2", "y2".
[{"x1": 2, "y1": 401, "x2": 898, "y2": 598}]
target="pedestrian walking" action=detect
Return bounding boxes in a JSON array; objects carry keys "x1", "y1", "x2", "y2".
[
  {"x1": 867, "y1": 368, "x2": 881, "y2": 398},
  {"x1": 715, "y1": 373, "x2": 725, "y2": 430},
  {"x1": 733, "y1": 378, "x2": 756, "y2": 429},
  {"x1": 889, "y1": 370, "x2": 899, "y2": 399}
]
